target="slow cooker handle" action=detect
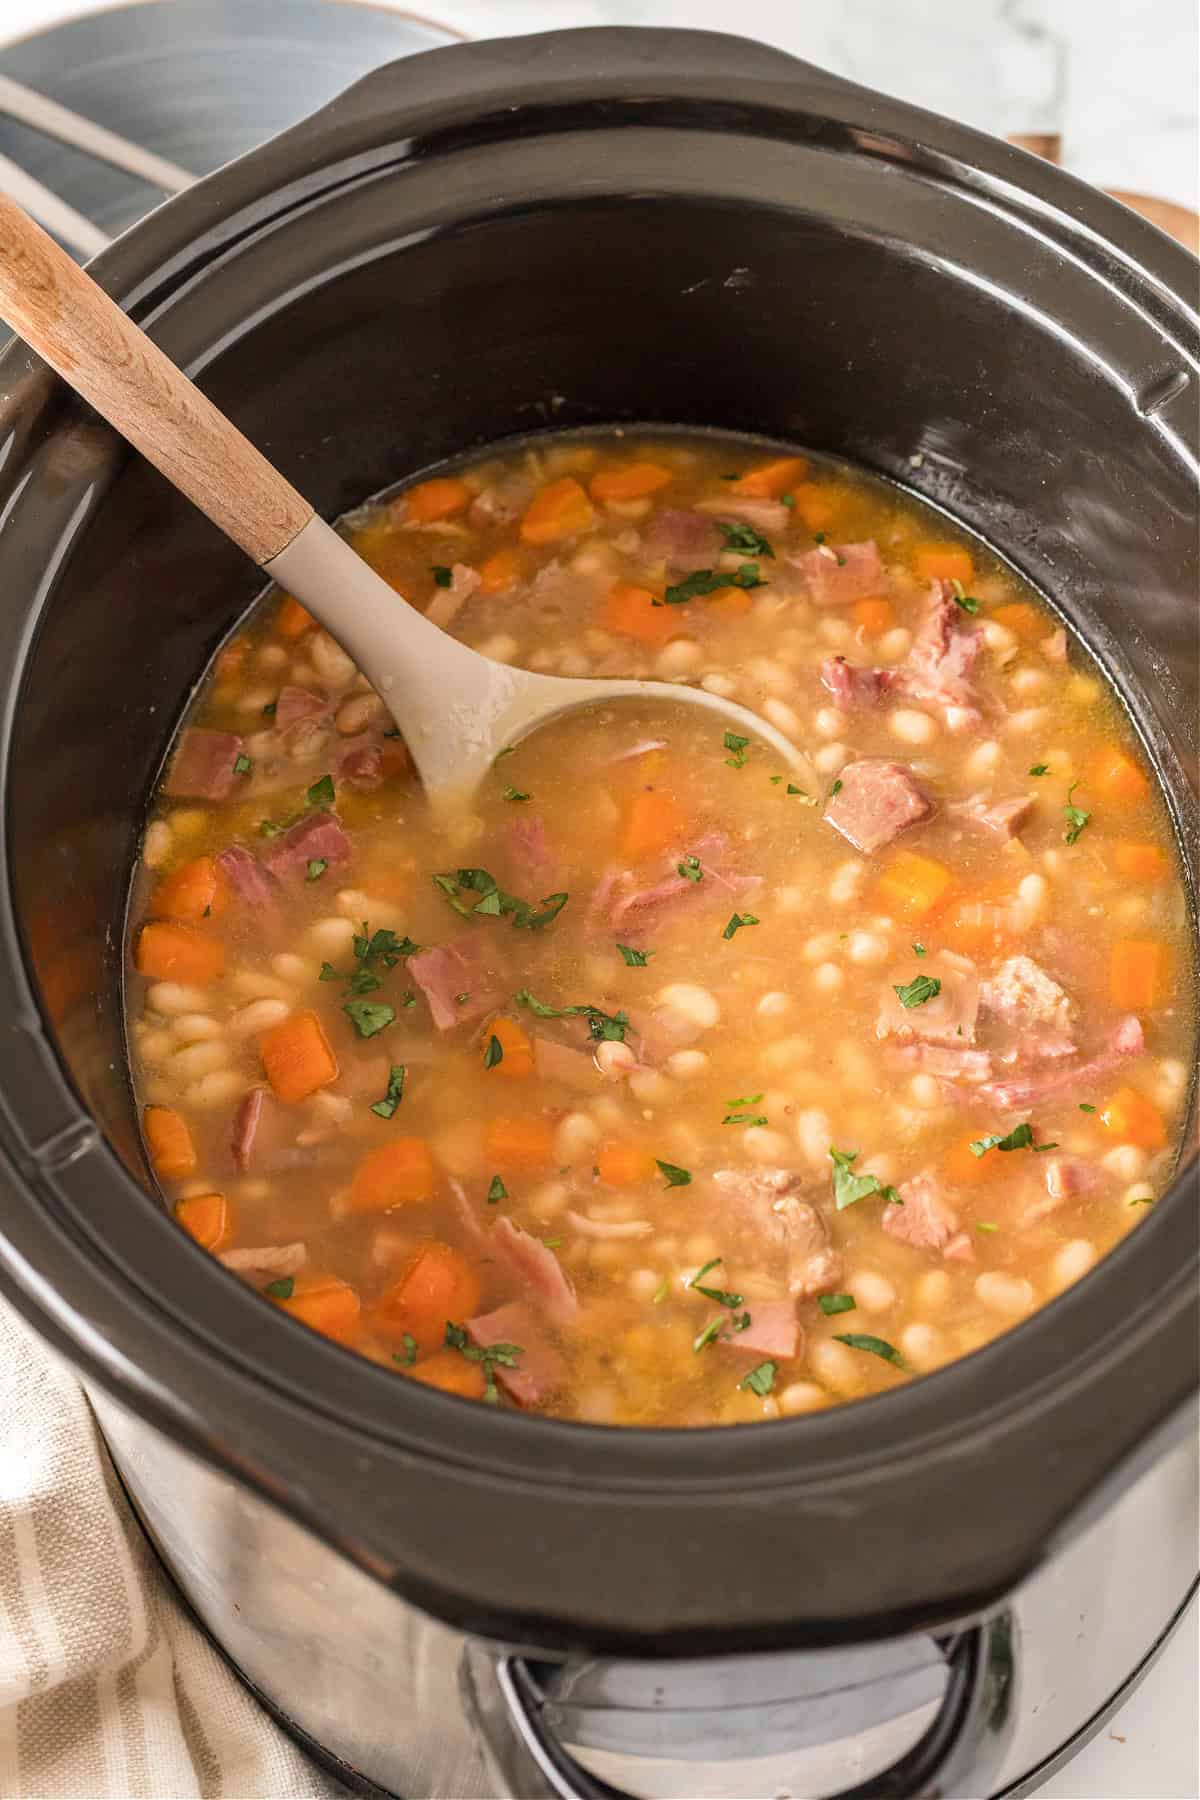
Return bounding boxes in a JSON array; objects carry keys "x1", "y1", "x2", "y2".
[{"x1": 461, "y1": 1613, "x2": 1017, "y2": 1800}]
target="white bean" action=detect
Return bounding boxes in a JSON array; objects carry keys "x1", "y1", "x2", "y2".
[
  {"x1": 555, "y1": 1111, "x2": 601, "y2": 1162},
  {"x1": 629, "y1": 1068, "x2": 672, "y2": 1106},
  {"x1": 230, "y1": 969, "x2": 293, "y2": 1003},
  {"x1": 1067, "y1": 674, "x2": 1101, "y2": 704},
  {"x1": 745, "y1": 656, "x2": 796, "y2": 698},
  {"x1": 1006, "y1": 706, "x2": 1050, "y2": 736},
  {"x1": 1010, "y1": 872, "x2": 1047, "y2": 930},
  {"x1": 235, "y1": 685, "x2": 275, "y2": 714},
  {"x1": 558, "y1": 650, "x2": 592, "y2": 678},
  {"x1": 876, "y1": 627, "x2": 912, "y2": 664},
  {"x1": 185, "y1": 1069, "x2": 246, "y2": 1109},
  {"x1": 310, "y1": 630, "x2": 357, "y2": 687},
  {"x1": 272, "y1": 952, "x2": 319, "y2": 986},
  {"x1": 306, "y1": 916, "x2": 357, "y2": 957},
  {"x1": 655, "y1": 638, "x2": 703, "y2": 678},
  {"x1": 138, "y1": 1029, "x2": 172, "y2": 1064},
  {"x1": 778, "y1": 1381, "x2": 828, "y2": 1415},
  {"x1": 982, "y1": 621, "x2": 1015, "y2": 653},
  {"x1": 908, "y1": 1073, "x2": 942, "y2": 1109},
  {"x1": 851, "y1": 1270, "x2": 895, "y2": 1313},
  {"x1": 803, "y1": 932, "x2": 840, "y2": 963},
  {"x1": 964, "y1": 740, "x2": 1000, "y2": 781},
  {"x1": 795, "y1": 1107, "x2": 831, "y2": 1167},
  {"x1": 756, "y1": 990, "x2": 792, "y2": 1020},
  {"x1": 763, "y1": 697, "x2": 804, "y2": 742},
  {"x1": 684, "y1": 1231, "x2": 721, "y2": 1264},
  {"x1": 170, "y1": 1040, "x2": 230, "y2": 1080},
  {"x1": 175, "y1": 1176, "x2": 214, "y2": 1200},
  {"x1": 814, "y1": 741, "x2": 850, "y2": 775},
  {"x1": 335, "y1": 692, "x2": 385, "y2": 736},
  {"x1": 657, "y1": 983, "x2": 720, "y2": 1030},
  {"x1": 812, "y1": 962, "x2": 843, "y2": 993},
  {"x1": 808, "y1": 1338, "x2": 861, "y2": 1393},
  {"x1": 665, "y1": 1049, "x2": 709, "y2": 1080},
  {"x1": 829, "y1": 861, "x2": 865, "y2": 906},
  {"x1": 889, "y1": 708, "x2": 938, "y2": 746},
  {"x1": 477, "y1": 633, "x2": 519, "y2": 664},
  {"x1": 975, "y1": 1272, "x2": 1035, "y2": 1316},
  {"x1": 146, "y1": 981, "x2": 211, "y2": 1016},
  {"x1": 595, "y1": 1040, "x2": 637, "y2": 1080},
  {"x1": 900, "y1": 1323, "x2": 942, "y2": 1371},
  {"x1": 814, "y1": 705, "x2": 847, "y2": 740},
  {"x1": 743, "y1": 1125, "x2": 793, "y2": 1163},
  {"x1": 700, "y1": 673, "x2": 738, "y2": 698},
  {"x1": 1102, "y1": 1144, "x2": 1147, "y2": 1181},
  {"x1": 817, "y1": 617, "x2": 853, "y2": 649},
  {"x1": 943, "y1": 704, "x2": 979, "y2": 734},
  {"x1": 1010, "y1": 666, "x2": 1049, "y2": 696},
  {"x1": 918, "y1": 1270, "x2": 951, "y2": 1309},
  {"x1": 1150, "y1": 1058, "x2": 1188, "y2": 1108},
  {"x1": 847, "y1": 929, "x2": 889, "y2": 965},
  {"x1": 1124, "y1": 1181, "x2": 1155, "y2": 1207},
  {"x1": 762, "y1": 1035, "x2": 812, "y2": 1074},
  {"x1": 170, "y1": 1014, "x2": 223, "y2": 1045},
  {"x1": 527, "y1": 1180, "x2": 569, "y2": 1221},
  {"x1": 142, "y1": 819, "x2": 172, "y2": 870},
  {"x1": 628, "y1": 1268, "x2": 664, "y2": 1303},
  {"x1": 167, "y1": 809, "x2": 206, "y2": 840},
  {"x1": 773, "y1": 886, "x2": 808, "y2": 915},
  {"x1": 1052, "y1": 1240, "x2": 1097, "y2": 1289},
  {"x1": 257, "y1": 643, "x2": 288, "y2": 670}
]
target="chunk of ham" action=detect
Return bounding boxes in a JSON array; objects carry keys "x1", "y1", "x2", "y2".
[
  {"x1": 824, "y1": 758, "x2": 933, "y2": 855},
  {"x1": 274, "y1": 685, "x2": 330, "y2": 730},
  {"x1": 696, "y1": 496, "x2": 790, "y2": 534},
  {"x1": 821, "y1": 656, "x2": 901, "y2": 709},
  {"x1": 407, "y1": 936, "x2": 505, "y2": 1032},
  {"x1": 490, "y1": 1217, "x2": 578, "y2": 1321},
  {"x1": 952, "y1": 794, "x2": 1035, "y2": 841},
  {"x1": 216, "y1": 845, "x2": 280, "y2": 911},
  {"x1": 889, "y1": 1042, "x2": 994, "y2": 1083},
  {"x1": 795, "y1": 540, "x2": 884, "y2": 607},
  {"x1": 980, "y1": 956, "x2": 1075, "y2": 1039},
  {"x1": 876, "y1": 951, "x2": 980, "y2": 1046},
  {"x1": 639, "y1": 509, "x2": 720, "y2": 571},
  {"x1": 1041, "y1": 628, "x2": 1068, "y2": 663},
  {"x1": 942, "y1": 1232, "x2": 975, "y2": 1263},
  {"x1": 712, "y1": 1168, "x2": 842, "y2": 1297},
  {"x1": 605, "y1": 833, "x2": 760, "y2": 931},
  {"x1": 425, "y1": 562, "x2": 482, "y2": 631},
  {"x1": 724, "y1": 1298, "x2": 800, "y2": 1360},
  {"x1": 467, "y1": 1301, "x2": 564, "y2": 1408},
  {"x1": 534, "y1": 1037, "x2": 598, "y2": 1089},
  {"x1": 165, "y1": 728, "x2": 244, "y2": 801},
  {"x1": 979, "y1": 1015, "x2": 1143, "y2": 1112},
  {"x1": 262, "y1": 811, "x2": 351, "y2": 883},
  {"x1": 903, "y1": 582, "x2": 983, "y2": 723},
  {"x1": 504, "y1": 814, "x2": 555, "y2": 887},
  {"x1": 231, "y1": 1088, "x2": 265, "y2": 1172},
  {"x1": 220, "y1": 1242, "x2": 307, "y2": 1277},
  {"x1": 884, "y1": 1171, "x2": 958, "y2": 1252},
  {"x1": 339, "y1": 736, "x2": 384, "y2": 789}
]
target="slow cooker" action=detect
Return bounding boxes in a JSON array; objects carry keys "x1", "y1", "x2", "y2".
[{"x1": 0, "y1": 27, "x2": 1195, "y2": 1799}]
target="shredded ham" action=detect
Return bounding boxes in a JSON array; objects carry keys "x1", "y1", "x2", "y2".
[
  {"x1": 425, "y1": 562, "x2": 481, "y2": 630},
  {"x1": 795, "y1": 539, "x2": 885, "y2": 606},
  {"x1": 467, "y1": 1301, "x2": 564, "y2": 1407},
  {"x1": 566, "y1": 1209, "x2": 652, "y2": 1239},
  {"x1": 408, "y1": 936, "x2": 505, "y2": 1032},
  {"x1": 884, "y1": 1171, "x2": 958, "y2": 1253},
  {"x1": 165, "y1": 727, "x2": 244, "y2": 801},
  {"x1": 978, "y1": 1015, "x2": 1143, "y2": 1111},
  {"x1": 723, "y1": 1298, "x2": 801, "y2": 1359},
  {"x1": 220, "y1": 1242, "x2": 307, "y2": 1276},
  {"x1": 491, "y1": 1217, "x2": 578, "y2": 1320},
  {"x1": 533, "y1": 1038, "x2": 598, "y2": 1089},
  {"x1": 274, "y1": 685, "x2": 330, "y2": 730}
]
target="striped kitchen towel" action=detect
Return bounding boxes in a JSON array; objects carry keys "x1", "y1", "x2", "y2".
[{"x1": 0, "y1": 1297, "x2": 346, "y2": 1800}]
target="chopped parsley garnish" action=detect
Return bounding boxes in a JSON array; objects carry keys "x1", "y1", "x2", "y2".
[
  {"x1": 307, "y1": 773, "x2": 335, "y2": 810},
  {"x1": 493, "y1": 745, "x2": 516, "y2": 762},
  {"x1": 502, "y1": 785, "x2": 531, "y2": 802},
  {"x1": 717, "y1": 520, "x2": 775, "y2": 559},
  {"x1": 370, "y1": 1064, "x2": 406, "y2": 1120},
  {"x1": 444, "y1": 1321, "x2": 522, "y2": 1404},
  {"x1": 343, "y1": 999, "x2": 396, "y2": 1038},
  {"x1": 306, "y1": 858, "x2": 328, "y2": 882},
  {"x1": 726, "y1": 1093, "x2": 764, "y2": 1107},
  {"x1": 785, "y1": 783, "x2": 814, "y2": 801},
  {"x1": 1063, "y1": 782, "x2": 1091, "y2": 845},
  {"x1": 400, "y1": 990, "x2": 416, "y2": 1008},
  {"x1": 434, "y1": 867, "x2": 568, "y2": 932},
  {"x1": 1033, "y1": 1141, "x2": 1060, "y2": 1153},
  {"x1": 740, "y1": 1361, "x2": 777, "y2": 1395},
  {"x1": 687, "y1": 1259, "x2": 744, "y2": 1308},
  {"x1": 912, "y1": 942, "x2": 927, "y2": 957},
  {"x1": 976, "y1": 1221, "x2": 999, "y2": 1233},
  {"x1": 722, "y1": 911, "x2": 759, "y2": 940},
  {"x1": 814, "y1": 531, "x2": 827, "y2": 544},
  {"x1": 542, "y1": 1235, "x2": 564, "y2": 1248},
  {"x1": 833, "y1": 1332, "x2": 905, "y2": 1368},
  {"x1": 950, "y1": 580, "x2": 979, "y2": 615},
  {"x1": 394, "y1": 1334, "x2": 418, "y2": 1365},
  {"x1": 258, "y1": 812, "x2": 300, "y2": 838},
  {"x1": 678, "y1": 855, "x2": 703, "y2": 883},
  {"x1": 1029, "y1": 763, "x2": 1049, "y2": 777},
  {"x1": 264, "y1": 1276, "x2": 294, "y2": 1300},
  {"x1": 431, "y1": 564, "x2": 452, "y2": 587},
  {"x1": 483, "y1": 1033, "x2": 504, "y2": 1070},
  {"x1": 692, "y1": 1315, "x2": 726, "y2": 1354},
  {"x1": 513, "y1": 987, "x2": 629, "y2": 1043},
  {"x1": 1129, "y1": 1194, "x2": 1154, "y2": 1206},
  {"x1": 233, "y1": 752, "x2": 252, "y2": 774},
  {"x1": 656, "y1": 1159, "x2": 692, "y2": 1188},
  {"x1": 724, "y1": 731, "x2": 750, "y2": 768},
  {"x1": 662, "y1": 563, "x2": 766, "y2": 605},
  {"x1": 829, "y1": 1147, "x2": 902, "y2": 1212},
  {"x1": 723, "y1": 1110, "x2": 768, "y2": 1126},
  {"x1": 652, "y1": 1277, "x2": 669, "y2": 1304},
  {"x1": 893, "y1": 974, "x2": 941, "y2": 1010},
  {"x1": 262, "y1": 701, "x2": 277, "y2": 718},
  {"x1": 1079, "y1": 1102, "x2": 1096, "y2": 1113},
  {"x1": 487, "y1": 1175, "x2": 507, "y2": 1204},
  {"x1": 781, "y1": 492, "x2": 796, "y2": 508},
  {"x1": 319, "y1": 962, "x2": 339, "y2": 982},
  {"x1": 969, "y1": 1122, "x2": 1036, "y2": 1157},
  {"x1": 818, "y1": 1293, "x2": 856, "y2": 1315},
  {"x1": 828, "y1": 778, "x2": 843, "y2": 796},
  {"x1": 617, "y1": 943, "x2": 652, "y2": 967}
]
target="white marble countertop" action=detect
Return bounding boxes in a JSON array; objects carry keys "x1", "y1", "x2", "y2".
[{"x1": 0, "y1": 1, "x2": 1194, "y2": 1796}]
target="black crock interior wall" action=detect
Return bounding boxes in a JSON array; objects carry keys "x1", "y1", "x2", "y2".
[{"x1": 9, "y1": 197, "x2": 1197, "y2": 1165}]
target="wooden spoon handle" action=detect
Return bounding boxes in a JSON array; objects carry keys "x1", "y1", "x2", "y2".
[{"x1": 0, "y1": 194, "x2": 312, "y2": 564}]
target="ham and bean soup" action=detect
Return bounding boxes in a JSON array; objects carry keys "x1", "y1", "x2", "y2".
[{"x1": 127, "y1": 433, "x2": 1194, "y2": 1425}]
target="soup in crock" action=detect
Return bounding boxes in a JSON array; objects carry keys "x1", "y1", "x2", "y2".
[{"x1": 126, "y1": 433, "x2": 1193, "y2": 1424}]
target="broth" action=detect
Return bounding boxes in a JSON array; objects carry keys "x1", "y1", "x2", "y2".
[{"x1": 126, "y1": 432, "x2": 1194, "y2": 1425}]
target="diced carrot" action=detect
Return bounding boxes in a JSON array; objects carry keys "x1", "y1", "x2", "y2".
[
  {"x1": 260, "y1": 1009, "x2": 339, "y2": 1103},
  {"x1": 373, "y1": 1241, "x2": 482, "y2": 1353},
  {"x1": 1089, "y1": 744, "x2": 1149, "y2": 807},
  {"x1": 731, "y1": 456, "x2": 809, "y2": 498},
  {"x1": 1109, "y1": 939, "x2": 1164, "y2": 1011},
  {"x1": 1100, "y1": 1086, "x2": 1166, "y2": 1151},
  {"x1": 1113, "y1": 842, "x2": 1170, "y2": 884},
  {"x1": 602, "y1": 580, "x2": 679, "y2": 646},
  {"x1": 485, "y1": 1115, "x2": 556, "y2": 1172},
  {"x1": 275, "y1": 1272, "x2": 361, "y2": 1344},
  {"x1": 135, "y1": 921, "x2": 225, "y2": 985},
  {"x1": 478, "y1": 547, "x2": 522, "y2": 596},
  {"x1": 174, "y1": 1192, "x2": 231, "y2": 1252},
  {"x1": 590, "y1": 462, "x2": 674, "y2": 503},
  {"x1": 150, "y1": 855, "x2": 228, "y2": 923},
  {"x1": 790, "y1": 485, "x2": 842, "y2": 531},
  {"x1": 944, "y1": 1133, "x2": 1009, "y2": 1188},
  {"x1": 485, "y1": 1014, "x2": 535, "y2": 1079},
  {"x1": 276, "y1": 594, "x2": 315, "y2": 638},
  {"x1": 990, "y1": 602, "x2": 1041, "y2": 640},
  {"x1": 403, "y1": 477, "x2": 472, "y2": 524},
  {"x1": 706, "y1": 585, "x2": 754, "y2": 618},
  {"x1": 406, "y1": 1349, "x2": 486, "y2": 1399},
  {"x1": 912, "y1": 543, "x2": 974, "y2": 585},
  {"x1": 875, "y1": 849, "x2": 955, "y2": 920},
  {"x1": 621, "y1": 790, "x2": 688, "y2": 861},
  {"x1": 852, "y1": 597, "x2": 894, "y2": 636},
  {"x1": 349, "y1": 1138, "x2": 436, "y2": 1212},
  {"x1": 215, "y1": 641, "x2": 248, "y2": 683},
  {"x1": 144, "y1": 1104, "x2": 197, "y2": 1180},
  {"x1": 596, "y1": 1143, "x2": 657, "y2": 1187},
  {"x1": 519, "y1": 477, "x2": 596, "y2": 545}
]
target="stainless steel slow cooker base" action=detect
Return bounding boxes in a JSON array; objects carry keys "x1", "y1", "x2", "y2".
[{"x1": 92, "y1": 1391, "x2": 1198, "y2": 1799}]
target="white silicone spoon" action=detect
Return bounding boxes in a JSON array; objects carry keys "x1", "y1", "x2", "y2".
[{"x1": 0, "y1": 195, "x2": 814, "y2": 803}]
